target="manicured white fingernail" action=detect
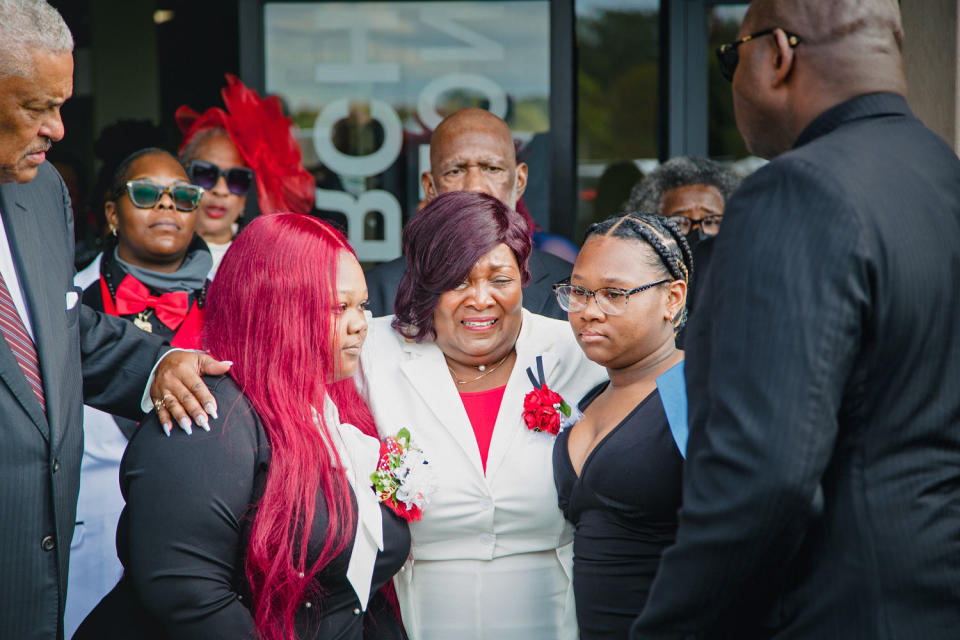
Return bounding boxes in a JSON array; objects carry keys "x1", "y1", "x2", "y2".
[
  {"x1": 222, "y1": 360, "x2": 234, "y2": 367},
  {"x1": 180, "y1": 417, "x2": 193, "y2": 435},
  {"x1": 196, "y1": 413, "x2": 210, "y2": 432},
  {"x1": 205, "y1": 402, "x2": 218, "y2": 420},
  {"x1": 162, "y1": 422, "x2": 172, "y2": 438}
]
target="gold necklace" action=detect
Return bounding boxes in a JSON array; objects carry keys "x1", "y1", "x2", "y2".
[{"x1": 447, "y1": 351, "x2": 512, "y2": 386}]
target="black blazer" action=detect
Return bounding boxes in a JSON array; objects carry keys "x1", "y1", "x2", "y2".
[
  {"x1": 75, "y1": 375, "x2": 409, "y2": 640},
  {"x1": 0, "y1": 163, "x2": 166, "y2": 640},
  {"x1": 364, "y1": 247, "x2": 572, "y2": 320},
  {"x1": 632, "y1": 94, "x2": 960, "y2": 639}
]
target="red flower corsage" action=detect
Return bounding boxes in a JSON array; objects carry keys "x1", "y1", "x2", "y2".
[
  {"x1": 522, "y1": 355, "x2": 573, "y2": 436},
  {"x1": 370, "y1": 429, "x2": 436, "y2": 522}
]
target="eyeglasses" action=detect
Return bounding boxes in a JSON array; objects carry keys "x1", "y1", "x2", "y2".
[
  {"x1": 187, "y1": 160, "x2": 254, "y2": 196},
  {"x1": 671, "y1": 214, "x2": 723, "y2": 236},
  {"x1": 716, "y1": 29, "x2": 801, "y2": 82},
  {"x1": 120, "y1": 180, "x2": 204, "y2": 212},
  {"x1": 553, "y1": 279, "x2": 670, "y2": 316}
]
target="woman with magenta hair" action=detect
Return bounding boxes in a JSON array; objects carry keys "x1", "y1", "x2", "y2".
[
  {"x1": 359, "y1": 190, "x2": 604, "y2": 639},
  {"x1": 76, "y1": 214, "x2": 410, "y2": 640}
]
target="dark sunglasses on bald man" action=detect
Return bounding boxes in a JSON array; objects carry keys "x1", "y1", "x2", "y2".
[
  {"x1": 715, "y1": 29, "x2": 802, "y2": 82},
  {"x1": 120, "y1": 180, "x2": 204, "y2": 212},
  {"x1": 187, "y1": 160, "x2": 255, "y2": 196}
]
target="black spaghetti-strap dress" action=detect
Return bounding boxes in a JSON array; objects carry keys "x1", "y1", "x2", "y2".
[{"x1": 553, "y1": 382, "x2": 684, "y2": 639}]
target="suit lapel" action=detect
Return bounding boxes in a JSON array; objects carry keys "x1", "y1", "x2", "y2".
[
  {"x1": 398, "y1": 340, "x2": 485, "y2": 477},
  {"x1": 484, "y1": 311, "x2": 559, "y2": 480},
  {"x1": 0, "y1": 186, "x2": 51, "y2": 440}
]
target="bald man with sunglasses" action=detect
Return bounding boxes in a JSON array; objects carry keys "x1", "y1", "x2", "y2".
[{"x1": 631, "y1": 1, "x2": 960, "y2": 639}]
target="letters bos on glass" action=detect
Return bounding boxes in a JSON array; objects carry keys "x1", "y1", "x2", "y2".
[{"x1": 264, "y1": 1, "x2": 551, "y2": 262}]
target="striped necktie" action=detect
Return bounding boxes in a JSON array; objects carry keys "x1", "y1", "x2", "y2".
[{"x1": 0, "y1": 271, "x2": 44, "y2": 413}]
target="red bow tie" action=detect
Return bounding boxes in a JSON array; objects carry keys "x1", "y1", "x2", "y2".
[{"x1": 114, "y1": 274, "x2": 190, "y2": 330}]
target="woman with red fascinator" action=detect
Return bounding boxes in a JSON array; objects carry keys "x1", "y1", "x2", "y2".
[
  {"x1": 77, "y1": 214, "x2": 410, "y2": 640},
  {"x1": 176, "y1": 74, "x2": 315, "y2": 277}
]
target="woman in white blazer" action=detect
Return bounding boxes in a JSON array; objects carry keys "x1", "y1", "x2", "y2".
[{"x1": 360, "y1": 191, "x2": 604, "y2": 639}]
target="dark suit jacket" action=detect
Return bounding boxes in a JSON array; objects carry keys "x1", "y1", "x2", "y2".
[
  {"x1": 0, "y1": 163, "x2": 167, "y2": 640},
  {"x1": 365, "y1": 247, "x2": 572, "y2": 320},
  {"x1": 632, "y1": 94, "x2": 960, "y2": 639}
]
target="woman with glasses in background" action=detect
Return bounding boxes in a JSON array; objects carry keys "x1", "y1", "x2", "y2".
[
  {"x1": 177, "y1": 74, "x2": 315, "y2": 278},
  {"x1": 551, "y1": 213, "x2": 693, "y2": 640},
  {"x1": 625, "y1": 157, "x2": 740, "y2": 340},
  {"x1": 65, "y1": 148, "x2": 211, "y2": 636},
  {"x1": 625, "y1": 157, "x2": 740, "y2": 249}
]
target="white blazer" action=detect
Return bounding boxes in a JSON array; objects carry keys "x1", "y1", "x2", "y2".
[{"x1": 360, "y1": 309, "x2": 605, "y2": 638}]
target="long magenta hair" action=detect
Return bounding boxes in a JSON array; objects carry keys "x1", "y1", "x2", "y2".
[{"x1": 204, "y1": 213, "x2": 378, "y2": 639}]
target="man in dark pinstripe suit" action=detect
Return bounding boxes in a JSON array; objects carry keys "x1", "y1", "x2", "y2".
[
  {"x1": 632, "y1": 1, "x2": 960, "y2": 639},
  {"x1": 0, "y1": 3, "x2": 226, "y2": 637}
]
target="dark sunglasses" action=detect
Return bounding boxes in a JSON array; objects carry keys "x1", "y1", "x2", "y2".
[
  {"x1": 715, "y1": 29, "x2": 801, "y2": 82},
  {"x1": 121, "y1": 179, "x2": 203, "y2": 212},
  {"x1": 188, "y1": 160, "x2": 254, "y2": 196}
]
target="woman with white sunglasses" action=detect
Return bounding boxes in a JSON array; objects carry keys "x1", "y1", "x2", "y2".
[{"x1": 65, "y1": 147, "x2": 211, "y2": 636}]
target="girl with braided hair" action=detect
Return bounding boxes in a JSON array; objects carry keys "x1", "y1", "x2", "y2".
[{"x1": 551, "y1": 213, "x2": 693, "y2": 639}]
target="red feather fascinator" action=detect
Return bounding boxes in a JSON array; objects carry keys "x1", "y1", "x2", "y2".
[{"x1": 176, "y1": 74, "x2": 314, "y2": 215}]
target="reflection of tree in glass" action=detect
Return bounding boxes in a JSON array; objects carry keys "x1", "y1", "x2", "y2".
[
  {"x1": 332, "y1": 102, "x2": 385, "y2": 157},
  {"x1": 708, "y1": 8, "x2": 750, "y2": 159},
  {"x1": 292, "y1": 110, "x2": 319, "y2": 131},
  {"x1": 433, "y1": 90, "x2": 549, "y2": 134},
  {"x1": 577, "y1": 9, "x2": 659, "y2": 161},
  {"x1": 435, "y1": 88, "x2": 492, "y2": 118},
  {"x1": 512, "y1": 99, "x2": 549, "y2": 134}
]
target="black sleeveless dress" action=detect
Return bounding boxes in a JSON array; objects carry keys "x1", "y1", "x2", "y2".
[{"x1": 553, "y1": 382, "x2": 684, "y2": 639}]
